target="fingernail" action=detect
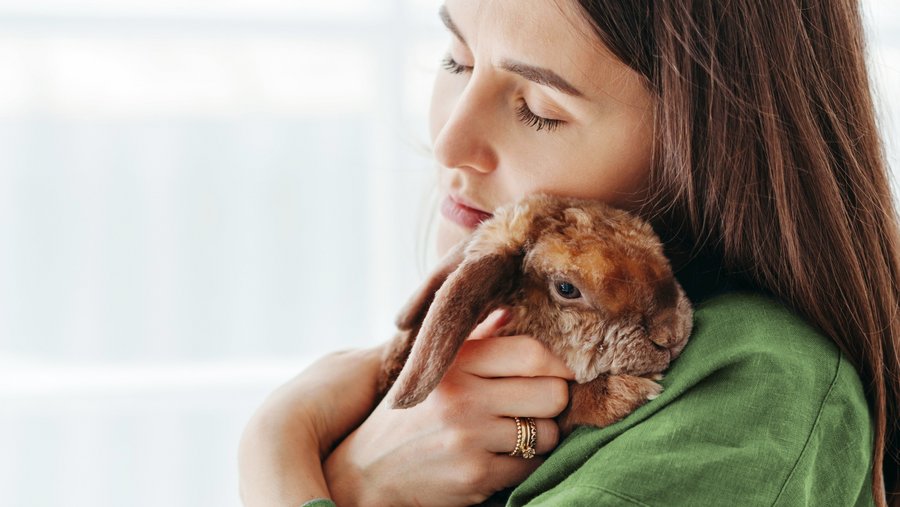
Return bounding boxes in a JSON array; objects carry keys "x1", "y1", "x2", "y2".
[{"x1": 491, "y1": 307, "x2": 511, "y2": 328}]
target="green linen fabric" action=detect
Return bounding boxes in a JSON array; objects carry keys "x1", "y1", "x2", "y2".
[
  {"x1": 300, "y1": 499, "x2": 337, "y2": 507},
  {"x1": 506, "y1": 291, "x2": 875, "y2": 506}
]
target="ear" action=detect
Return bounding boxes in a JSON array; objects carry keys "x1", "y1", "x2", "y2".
[
  {"x1": 395, "y1": 240, "x2": 468, "y2": 331},
  {"x1": 389, "y1": 251, "x2": 522, "y2": 409}
]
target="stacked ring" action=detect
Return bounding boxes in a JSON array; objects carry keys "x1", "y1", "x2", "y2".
[
  {"x1": 523, "y1": 417, "x2": 537, "y2": 458},
  {"x1": 509, "y1": 417, "x2": 538, "y2": 459}
]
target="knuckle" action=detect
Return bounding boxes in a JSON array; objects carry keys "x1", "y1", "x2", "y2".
[
  {"x1": 430, "y1": 396, "x2": 463, "y2": 423},
  {"x1": 520, "y1": 339, "x2": 550, "y2": 371},
  {"x1": 541, "y1": 420, "x2": 561, "y2": 449},
  {"x1": 322, "y1": 348, "x2": 352, "y2": 358},
  {"x1": 467, "y1": 493, "x2": 490, "y2": 506},
  {"x1": 456, "y1": 460, "x2": 491, "y2": 490},
  {"x1": 455, "y1": 341, "x2": 479, "y2": 366},
  {"x1": 443, "y1": 425, "x2": 477, "y2": 451},
  {"x1": 315, "y1": 349, "x2": 350, "y2": 369},
  {"x1": 547, "y1": 379, "x2": 570, "y2": 413},
  {"x1": 430, "y1": 382, "x2": 472, "y2": 422}
]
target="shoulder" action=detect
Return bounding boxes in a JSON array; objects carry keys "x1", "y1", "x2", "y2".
[
  {"x1": 670, "y1": 290, "x2": 862, "y2": 401},
  {"x1": 509, "y1": 291, "x2": 874, "y2": 507}
]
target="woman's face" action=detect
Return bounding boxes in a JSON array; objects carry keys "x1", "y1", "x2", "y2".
[{"x1": 430, "y1": 0, "x2": 655, "y2": 257}]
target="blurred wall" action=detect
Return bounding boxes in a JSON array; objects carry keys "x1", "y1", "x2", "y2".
[{"x1": 0, "y1": 1, "x2": 444, "y2": 506}]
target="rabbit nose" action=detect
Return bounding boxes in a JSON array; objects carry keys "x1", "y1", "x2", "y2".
[
  {"x1": 667, "y1": 334, "x2": 689, "y2": 358},
  {"x1": 612, "y1": 340, "x2": 671, "y2": 377}
]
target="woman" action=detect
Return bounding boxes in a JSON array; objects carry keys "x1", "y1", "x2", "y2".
[{"x1": 239, "y1": 0, "x2": 900, "y2": 505}]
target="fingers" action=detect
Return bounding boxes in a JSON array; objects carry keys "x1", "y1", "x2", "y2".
[
  {"x1": 478, "y1": 419, "x2": 560, "y2": 492},
  {"x1": 483, "y1": 416, "x2": 560, "y2": 456},
  {"x1": 467, "y1": 308, "x2": 511, "y2": 340},
  {"x1": 457, "y1": 335, "x2": 576, "y2": 380},
  {"x1": 439, "y1": 416, "x2": 558, "y2": 497},
  {"x1": 463, "y1": 375, "x2": 570, "y2": 418},
  {"x1": 487, "y1": 453, "x2": 546, "y2": 489}
]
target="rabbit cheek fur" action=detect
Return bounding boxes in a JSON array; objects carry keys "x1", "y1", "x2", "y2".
[{"x1": 379, "y1": 194, "x2": 693, "y2": 434}]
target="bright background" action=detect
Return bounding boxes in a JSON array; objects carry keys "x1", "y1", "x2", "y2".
[{"x1": 0, "y1": 1, "x2": 897, "y2": 506}]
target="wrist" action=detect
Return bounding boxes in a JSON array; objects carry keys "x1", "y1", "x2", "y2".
[
  {"x1": 301, "y1": 345, "x2": 386, "y2": 456},
  {"x1": 238, "y1": 344, "x2": 387, "y2": 507},
  {"x1": 239, "y1": 406, "x2": 332, "y2": 506},
  {"x1": 323, "y1": 432, "x2": 376, "y2": 507}
]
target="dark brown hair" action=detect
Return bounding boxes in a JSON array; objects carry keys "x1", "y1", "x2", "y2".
[{"x1": 574, "y1": 0, "x2": 899, "y2": 504}]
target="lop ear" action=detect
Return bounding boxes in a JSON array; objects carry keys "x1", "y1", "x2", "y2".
[
  {"x1": 390, "y1": 251, "x2": 522, "y2": 409},
  {"x1": 395, "y1": 240, "x2": 468, "y2": 331},
  {"x1": 378, "y1": 241, "x2": 469, "y2": 399}
]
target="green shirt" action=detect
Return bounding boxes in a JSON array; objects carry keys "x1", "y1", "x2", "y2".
[
  {"x1": 507, "y1": 291, "x2": 874, "y2": 506},
  {"x1": 309, "y1": 290, "x2": 874, "y2": 506}
]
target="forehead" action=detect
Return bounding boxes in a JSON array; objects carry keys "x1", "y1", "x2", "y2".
[{"x1": 444, "y1": 0, "x2": 641, "y2": 103}]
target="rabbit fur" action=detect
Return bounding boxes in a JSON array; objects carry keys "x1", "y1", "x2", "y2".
[{"x1": 378, "y1": 193, "x2": 693, "y2": 434}]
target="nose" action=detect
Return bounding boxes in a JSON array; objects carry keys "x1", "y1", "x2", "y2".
[{"x1": 431, "y1": 74, "x2": 500, "y2": 174}]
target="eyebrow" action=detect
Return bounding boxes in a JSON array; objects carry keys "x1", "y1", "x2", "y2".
[
  {"x1": 497, "y1": 60, "x2": 584, "y2": 98},
  {"x1": 439, "y1": 6, "x2": 467, "y2": 48},
  {"x1": 438, "y1": 5, "x2": 584, "y2": 98}
]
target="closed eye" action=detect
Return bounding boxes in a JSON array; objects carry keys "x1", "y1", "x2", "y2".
[
  {"x1": 515, "y1": 102, "x2": 563, "y2": 132},
  {"x1": 440, "y1": 54, "x2": 565, "y2": 133},
  {"x1": 441, "y1": 54, "x2": 470, "y2": 75}
]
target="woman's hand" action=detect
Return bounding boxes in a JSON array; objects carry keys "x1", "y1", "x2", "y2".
[
  {"x1": 324, "y1": 309, "x2": 575, "y2": 507},
  {"x1": 238, "y1": 345, "x2": 384, "y2": 507}
]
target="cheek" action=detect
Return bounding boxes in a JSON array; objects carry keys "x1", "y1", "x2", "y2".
[
  {"x1": 547, "y1": 115, "x2": 654, "y2": 209},
  {"x1": 616, "y1": 114, "x2": 654, "y2": 185},
  {"x1": 604, "y1": 139, "x2": 652, "y2": 203},
  {"x1": 608, "y1": 119, "x2": 654, "y2": 206}
]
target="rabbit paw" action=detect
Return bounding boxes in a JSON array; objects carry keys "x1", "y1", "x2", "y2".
[{"x1": 558, "y1": 373, "x2": 663, "y2": 435}]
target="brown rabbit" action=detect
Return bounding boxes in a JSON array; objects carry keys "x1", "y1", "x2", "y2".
[{"x1": 378, "y1": 193, "x2": 693, "y2": 435}]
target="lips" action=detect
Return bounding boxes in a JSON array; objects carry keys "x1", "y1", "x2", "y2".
[{"x1": 440, "y1": 194, "x2": 493, "y2": 229}]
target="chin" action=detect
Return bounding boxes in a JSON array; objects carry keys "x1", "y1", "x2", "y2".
[{"x1": 435, "y1": 216, "x2": 473, "y2": 259}]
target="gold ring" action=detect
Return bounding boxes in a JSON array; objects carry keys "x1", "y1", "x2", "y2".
[
  {"x1": 509, "y1": 417, "x2": 537, "y2": 459},
  {"x1": 523, "y1": 417, "x2": 537, "y2": 459}
]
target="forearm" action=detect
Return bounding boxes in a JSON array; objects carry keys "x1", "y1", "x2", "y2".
[
  {"x1": 239, "y1": 406, "x2": 332, "y2": 507},
  {"x1": 238, "y1": 347, "x2": 385, "y2": 506}
]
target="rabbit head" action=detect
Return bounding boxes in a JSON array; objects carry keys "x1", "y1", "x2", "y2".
[{"x1": 389, "y1": 193, "x2": 692, "y2": 409}]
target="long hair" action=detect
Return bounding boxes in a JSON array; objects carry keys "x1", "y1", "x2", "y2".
[{"x1": 574, "y1": 0, "x2": 900, "y2": 505}]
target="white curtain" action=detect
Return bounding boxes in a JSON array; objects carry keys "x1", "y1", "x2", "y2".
[{"x1": 0, "y1": 1, "x2": 897, "y2": 505}]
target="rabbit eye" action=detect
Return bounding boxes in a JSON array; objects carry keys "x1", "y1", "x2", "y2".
[{"x1": 554, "y1": 281, "x2": 582, "y2": 299}]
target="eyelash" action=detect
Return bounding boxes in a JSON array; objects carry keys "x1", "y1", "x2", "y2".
[
  {"x1": 440, "y1": 54, "x2": 564, "y2": 133},
  {"x1": 440, "y1": 53, "x2": 470, "y2": 75}
]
